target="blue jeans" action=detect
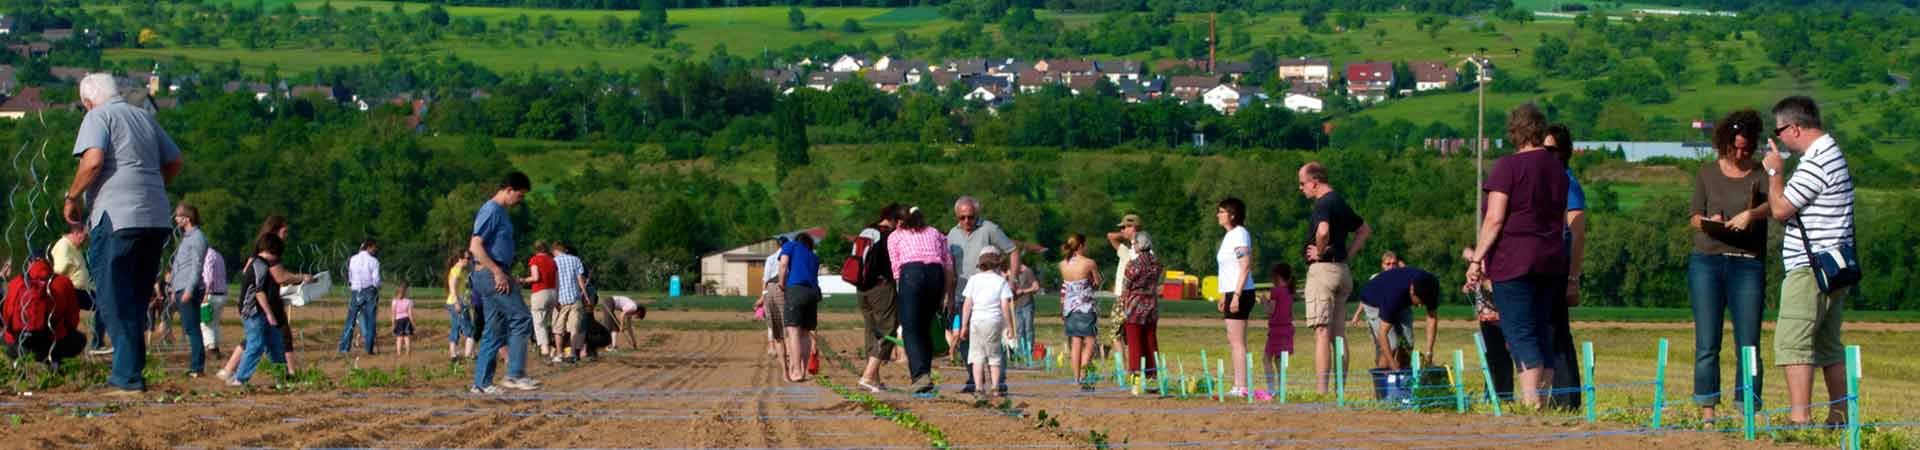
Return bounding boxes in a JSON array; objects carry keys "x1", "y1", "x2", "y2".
[
  {"x1": 1014, "y1": 302, "x2": 1035, "y2": 361},
  {"x1": 338, "y1": 287, "x2": 380, "y2": 353},
  {"x1": 1689, "y1": 253, "x2": 1767, "y2": 407},
  {"x1": 471, "y1": 268, "x2": 532, "y2": 388},
  {"x1": 87, "y1": 214, "x2": 171, "y2": 391},
  {"x1": 447, "y1": 303, "x2": 472, "y2": 343},
  {"x1": 234, "y1": 314, "x2": 288, "y2": 384},
  {"x1": 84, "y1": 291, "x2": 108, "y2": 350},
  {"x1": 897, "y1": 263, "x2": 944, "y2": 382},
  {"x1": 1491, "y1": 273, "x2": 1563, "y2": 370},
  {"x1": 173, "y1": 287, "x2": 206, "y2": 373}
]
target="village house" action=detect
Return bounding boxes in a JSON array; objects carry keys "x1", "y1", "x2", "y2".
[
  {"x1": 805, "y1": 71, "x2": 853, "y2": 91},
  {"x1": 1214, "y1": 61, "x2": 1255, "y2": 82},
  {"x1": 830, "y1": 54, "x2": 869, "y2": 73},
  {"x1": 1412, "y1": 61, "x2": 1457, "y2": 92},
  {"x1": 1345, "y1": 61, "x2": 1394, "y2": 103},
  {"x1": 1278, "y1": 57, "x2": 1332, "y2": 83},
  {"x1": 1202, "y1": 84, "x2": 1261, "y2": 115},
  {"x1": 1167, "y1": 75, "x2": 1221, "y2": 101},
  {"x1": 0, "y1": 87, "x2": 49, "y2": 120},
  {"x1": 1098, "y1": 60, "x2": 1142, "y2": 84}
]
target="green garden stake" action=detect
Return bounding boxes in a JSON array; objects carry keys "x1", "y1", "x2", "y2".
[
  {"x1": 1652, "y1": 338, "x2": 1669, "y2": 429},
  {"x1": 1335, "y1": 336, "x2": 1347, "y2": 407},
  {"x1": 1846, "y1": 346, "x2": 1861, "y2": 450},
  {"x1": 1474, "y1": 332, "x2": 1503, "y2": 417},
  {"x1": 1279, "y1": 351, "x2": 1290, "y2": 404},
  {"x1": 1138, "y1": 356, "x2": 1147, "y2": 395},
  {"x1": 1216, "y1": 358, "x2": 1226, "y2": 403},
  {"x1": 1741, "y1": 345, "x2": 1756, "y2": 441},
  {"x1": 1412, "y1": 350, "x2": 1424, "y2": 395},
  {"x1": 1167, "y1": 361, "x2": 1182, "y2": 400},
  {"x1": 1155, "y1": 352, "x2": 1166, "y2": 397},
  {"x1": 1582, "y1": 341, "x2": 1596, "y2": 424},
  {"x1": 1246, "y1": 352, "x2": 1255, "y2": 404},
  {"x1": 1204, "y1": 358, "x2": 1216, "y2": 400},
  {"x1": 1453, "y1": 349, "x2": 1468, "y2": 413}
]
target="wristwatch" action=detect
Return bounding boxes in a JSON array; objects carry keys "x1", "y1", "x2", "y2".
[{"x1": 1766, "y1": 167, "x2": 1779, "y2": 177}]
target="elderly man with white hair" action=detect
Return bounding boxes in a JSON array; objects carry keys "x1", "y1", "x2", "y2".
[
  {"x1": 63, "y1": 73, "x2": 184, "y2": 396},
  {"x1": 946, "y1": 195, "x2": 1019, "y2": 395}
]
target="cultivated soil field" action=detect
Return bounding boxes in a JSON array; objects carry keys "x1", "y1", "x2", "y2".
[{"x1": 0, "y1": 302, "x2": 1887, "y2": 449}]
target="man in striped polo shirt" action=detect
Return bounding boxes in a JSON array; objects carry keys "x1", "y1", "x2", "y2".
[{"x1": 1762, "y1": 96, "x2": 1854, "y2": 426}]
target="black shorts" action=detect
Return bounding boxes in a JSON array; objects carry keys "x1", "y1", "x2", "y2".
[
  {"x1": 1222, "y1": 290, "x2": 1257, "y2": 321},
  {"x1": 393, "y1": 318, "x2": 415, "y2": 337},
  {"x1": 783, "y1": 284, "x2": 822, "y2": 331}
]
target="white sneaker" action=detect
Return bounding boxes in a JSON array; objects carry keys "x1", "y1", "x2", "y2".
[
  {"x1": 469, "y1": 385, "x2": 503, "y2": 395},
  {"x1": 858, "y1": 380, "x2": 884, "y2": 393},
  {"x1": 216, "y1": 369, "x2": 232, "y2": 382},
  {"x1": 500, "y1": 378, "x2": 541, "y2": 391},
  {"x1": 89, "y1": 348, "x2": 114, "y2": 356}
]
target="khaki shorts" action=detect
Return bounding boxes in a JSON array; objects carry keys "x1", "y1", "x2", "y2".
[
  {"x1": 1774, "y1": 268, "x2": 1847, "y2": 367},
  {"x1": 968, "y1": 319, "x2": 1005, "y2": 366},
  {"x1": 553, "y1": 303, "x2": 583, "y2": 335},
  {"x1": 1304, "y1": 262, "x2": 1353, "y2": 328}
]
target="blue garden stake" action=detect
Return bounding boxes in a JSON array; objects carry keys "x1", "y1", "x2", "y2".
[
  {"x1": 1335, "y1": 337, "x2": 1347, "y2": 407},
  {"x1": 1453, "y1": 349, "x2": 1468, "y2": 413},
  {"x1": 1741, "y1": 345, "x2": 1756, "y2": 441},
  {"x1": 1474, "y1": 332, "x2": 1503, "y2": 417},
  {"x1": 1582, "y1": 341, "x2": 1596, "y2": 424},
  {"x1": 1652, "y1": 338, "x2": 1669, "y2": 429},
  {"x1": 1279, "y1": 351, "x2": 1290, "y2": 404},
  {"x1": 1846, "y1": 345, "x2": 1861, "y2": 450}
]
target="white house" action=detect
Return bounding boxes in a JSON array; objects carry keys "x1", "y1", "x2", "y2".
[
  {"x1": 1202, "y1": 84, "x2": 1257, "y2": 114},
  {"x1": 1283, "y1": 93, "x2": 1324, "y2": 113},
  {"x1": 965, "y1": 86, "x2": 1004, "y2": 103},
  {"x1": 698, "y1": 228, "x2": 829, "y2": 297},
  {"x1": 830, "y1": 54, "x2": 869, "y2": 73}
]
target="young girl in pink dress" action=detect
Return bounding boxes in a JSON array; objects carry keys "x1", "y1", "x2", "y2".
[{"x1": 1263, "y1": 263, "x2": 1296, "y2": 394}]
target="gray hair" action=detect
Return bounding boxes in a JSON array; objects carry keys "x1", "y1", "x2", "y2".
[
  {"x1": 1132, "y1": 231, "x2": 1153, "y2": 252},
  {"x1": 1772, "y1": 96, "x2": 1823, "y2": 130},
  {"x1": 953, "y1": 195, "x2": 980, "y2": 213},
  {"x1": 78, "y1": 73, "x2": 119, "y2": 105}
]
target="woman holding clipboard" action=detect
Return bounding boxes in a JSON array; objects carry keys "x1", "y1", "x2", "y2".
[{"x1": 1687, "y1": 110, "x2": 1772, "y2": 422}]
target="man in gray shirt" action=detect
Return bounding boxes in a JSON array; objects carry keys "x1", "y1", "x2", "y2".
[
  {"x1": 63, "y1": 73, "x2": 182, "y2": 395},
  {"x1": 168, "y1": 203, "x2": 209, "y2": 377},
  {"x1": 947, "y1": 196, "x2": 1018, "y2": 394}
]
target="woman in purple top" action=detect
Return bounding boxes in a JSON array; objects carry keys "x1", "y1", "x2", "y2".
[{"x1": 1466, "y1": 103, "x2": 1568, "y2": 410}]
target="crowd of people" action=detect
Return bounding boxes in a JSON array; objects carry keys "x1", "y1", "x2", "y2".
[{"x1": 0, "y1": 74, "x2": 1864, "y2": 427}]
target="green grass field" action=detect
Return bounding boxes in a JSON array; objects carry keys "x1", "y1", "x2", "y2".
[{"x1": 110, "y1": 3, "x2": 964, "y2": 72}]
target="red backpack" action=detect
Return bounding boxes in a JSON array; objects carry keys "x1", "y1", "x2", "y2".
[
  {"x1": 840, "y1": 233, "x2": 873, "y2": 285},
  {"x1": 4, "y1": 261, "x2": 64, "y2": 344}
]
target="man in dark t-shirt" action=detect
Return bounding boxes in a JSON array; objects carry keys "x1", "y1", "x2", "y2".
[
  {"x1": 1297, "y1": 162, "x2": 1373, "y2": 394},
  {"x1": 1354, "y1": 256, "x2": 1438, "y2": 371}
]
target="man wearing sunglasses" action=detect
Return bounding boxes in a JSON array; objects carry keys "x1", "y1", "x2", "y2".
[
  {"x1": 1761, "y1": 96, "x2": 1855, "y2": 427},
  {"x1": 947, "y1": 196, "x2": 1019, "y2": 395}
]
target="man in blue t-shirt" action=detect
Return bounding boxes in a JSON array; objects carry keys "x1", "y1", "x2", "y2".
[
  {"x1": 1353, "y1": 254, "x2": 1439, "y2": 371},
  {"x1": 469, "y1": 172, "x2": 539, "y2": 395}
]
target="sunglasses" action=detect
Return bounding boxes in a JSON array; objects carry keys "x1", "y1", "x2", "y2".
[{"x1": 1773, "y1": 124, "x2": 1793, "y2": 136}]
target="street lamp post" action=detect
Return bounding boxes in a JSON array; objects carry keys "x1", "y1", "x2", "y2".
[{"x1": 1470, "y1": 55, "x2": 1488, "y2": 233}]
